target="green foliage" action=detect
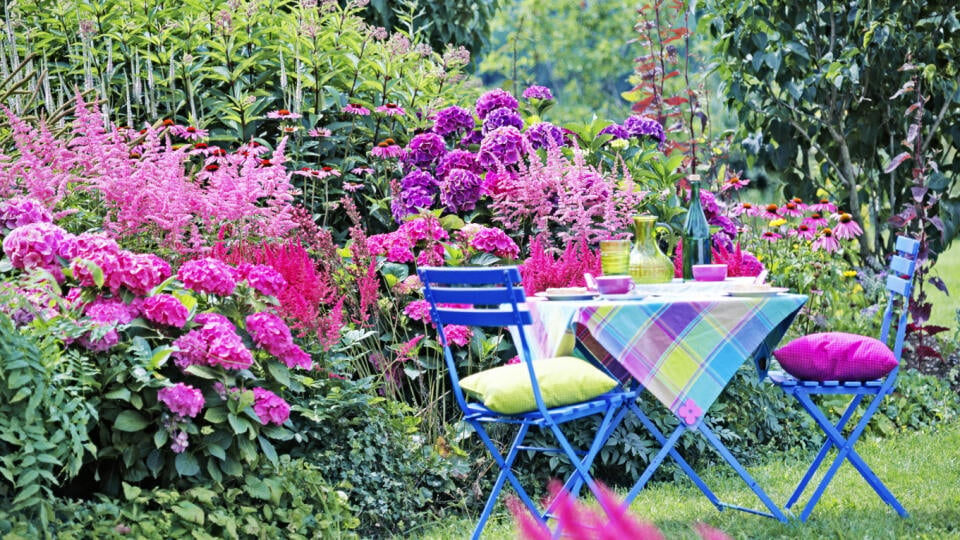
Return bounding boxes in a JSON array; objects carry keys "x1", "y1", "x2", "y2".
[
  {"x1": 706, "y1": 0, "x2": 960, "y2": 255},
  {"x1": 0, "y1": 457, "x2": 358, "y2": 539}
]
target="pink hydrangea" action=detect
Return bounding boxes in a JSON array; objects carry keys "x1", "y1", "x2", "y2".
[
  {"x1": 141, "y1": 294, "x2": 189, "y2": 328},
  {"x1": 177, "y1": 258, "x2": 237, "y2": 296},
  {"x1": 242, "y1": 264, "x2": 287, "y2": 297},
  {"x1": 2, "y1": 222, "x2": 74, "y2": 279},
  {"x1": 158, "y1": 382, "x2": 205, "y2": 418},
  {"x1": 465, "y1": 226, "x2": 520, "y2": 259},
  {"x1": 444, "y1": 324, "x2": 473, "y2": 347},
  {"x1": 252, "y1": 387, "x2": 290, "y2": 425},
  {"x1": 71, "y1": 233, "x2": 122, "y2": 289},
  {"x1": 245, "y1": 312, "x2": 294, "y2": 357},
  {"x1": 119, "y1": 252, "x2": 172, "y2": 296},
  {"x1": 367, "y1": 232, "x2": 416, "y2": 263},
  {"x1": 404, "y1": 300, "x2": 433, "y2": 323},
  {"x1": 281, "y1": 344, "x2": 313, "y2": 370},
  {"x1": 0, "y1": 196, "x2": 53, "y2": 232},
  {"x1": 416, "y1": 243, "x2": 446, "y2": 266},
  {"x1": 172, "y1": 315, "x2": 254, "y2": 371},
  {"x1": 398, "y1": 216, "x2": 449, "y2": 243},
  {"x1": 85, "y1": 296, "x2": 139, "y2": 324}
]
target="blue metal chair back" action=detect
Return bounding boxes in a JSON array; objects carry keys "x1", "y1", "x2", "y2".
[{"x1": 880, "y1": 235, "x2": 921, "y2": 362}]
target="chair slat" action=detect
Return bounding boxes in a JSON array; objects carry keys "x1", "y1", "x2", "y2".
[
  {"x1": 885, "y1": 275, "x2": 912, "y2": 297},
  {"x1": 427, "y1": 286, "x2": 526, "y2": 305},
  {"x1": 419, "y1": 266, "x2": 522, "y2": 286},
  {"x1": 895, "y1": 236, "x2": 920, "y2": 257},
  {"x1": 888, "y1": 255, "x2": 916, "y2": 278},
  {"x1": 433, "y1": 307, "x2": 531, "y2": 327}
]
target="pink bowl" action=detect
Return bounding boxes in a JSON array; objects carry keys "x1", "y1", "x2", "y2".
[
  {"x1": 595, "y1": 275, "x2": 633, "y2": 295},
  {"x1": 692, "y1": 264, "x2": 727, "y2": 282}
]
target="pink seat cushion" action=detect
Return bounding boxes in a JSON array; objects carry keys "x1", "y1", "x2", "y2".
[{"x1": 773, "y1": 332, "x2": 898, "y2": 382}]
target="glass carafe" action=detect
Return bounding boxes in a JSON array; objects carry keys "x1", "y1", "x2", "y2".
[{"x1": 629, "y1": 215, "x2": 674, "y2": 284}]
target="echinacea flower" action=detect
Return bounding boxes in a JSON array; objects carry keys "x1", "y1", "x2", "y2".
[
  {"x1": 171, "y1": 125, "x2": 208, "y2": 140},
  {"x1": 761, "y1": 231, "x2": 782, "y2": 242},
  {"x1": 780, "y1": 201, "x2": 803, "y2": 217},
  {"x1": 802, "y1": 212, "x2": 829, "y2": 228},
  {"x1": 833, "y1": 212, "x2": 863, "y2": 239},
  {"x1": 812, "y1": 228, "x2": 841, "y2": 253},
  {"x1": 343, "y1": 182, "x2": 364, "y2": 192},
  {"x1": 788, "y1": 223, "x2": 817, "y2": 241},
  {"x1": 308, "y1": 127, "x2": 332, "y2": 137},
  {"x1": 810, "y1": 198, "x2": 837, "y2": 213},
  {"x1": 267, "y1": 109, "x2": 302, "y2": 120},
  {"x1": 370, "y1": 138, "x2": 405, "y2": 159},
  {"x1": 375, "y1": 103, "x2": 405, "y2": 116},
  {"x1": 343, "y1": 103, "x2": 370, "y2": 115},
  {"x1": 351, "y1": 166, "x2": 375, "y2": 175},
  {"x1": 720, "y1": 174, "x2": 749, "y2": 192},
  {"x1": 760, "y1": 203, "x2": 781, "y2": 220}
]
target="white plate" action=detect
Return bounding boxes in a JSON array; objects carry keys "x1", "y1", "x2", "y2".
[
  {"x1": 535, "y1": 292, "x2": 598, "y2": 301},
  {"x1": 725, "y1": 287, "x2": 790, "y2": 297},
  {"x1": 600, "y1": 293, "x2": 646, "y2": 301}
]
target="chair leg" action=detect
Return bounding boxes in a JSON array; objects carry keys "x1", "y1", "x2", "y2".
[
  {"x1": 793, "y1": 392, "x2": 908, "y2": 521},
  {"x1": 554, "y1": 402, "x2": 631, "y2": 504},
  {"x1": 785, "y1": 393, "x2": 864, "y2": 510},
  {"x1": 471, "y1": 422, "x2": 542, "y2": 540}
]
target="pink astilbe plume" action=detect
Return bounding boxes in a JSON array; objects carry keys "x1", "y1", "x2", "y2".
[{"x1": 520, "y1": 234, "x2": 601, "y2": 295}]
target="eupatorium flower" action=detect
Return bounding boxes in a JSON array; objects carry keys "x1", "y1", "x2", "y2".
[
  {"x1": 252, "y1": 387, "x2": 290, "y2": 425},
  {"x1": 158, "y1": 383, "x2": 205, "y2": 418},
  {"x1": 178, "y1": 258, "x2": 237, "y2": 296}
]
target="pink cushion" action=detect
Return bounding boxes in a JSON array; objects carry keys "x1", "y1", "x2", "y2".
[{"x1": 773, "y1": 332, "x2": 898, "y2": 382}]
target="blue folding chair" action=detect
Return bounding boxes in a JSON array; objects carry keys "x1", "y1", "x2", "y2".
[
  {"x1": 418, "y1": 266, "x2": 632, "y2": 539},
  {"x1": 768, "y1": 235, "x2": 919, "y2": 521}
]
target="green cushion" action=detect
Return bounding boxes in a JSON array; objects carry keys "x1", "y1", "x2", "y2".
[{"x1": 459, "y1": 356, "x2": 619, "y2": 415}]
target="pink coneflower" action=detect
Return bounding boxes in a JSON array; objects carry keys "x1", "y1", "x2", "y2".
[
  {"x1": 343, "y1": 182, "x2": 364, "y2": 192},
  {"x1": 802, "y1": 212, "x2": 829, "y2": 228},
  {"x1": 375, "y1": 103, "x2": 406, "y2": 116},
  {"x1": 833, "y1": 212, "x2": 863, "y2": 239},
  {"x1": 344, "y1": 103, "x2": 371, "y2": 115},
  {"x1": 280, "y1": 125, "x2": 300, "y2": 134},
  {"x1": 812, "y1": 228, "x2": 841, "y2": 253},
  {"x1": 761, "y1": 231, "x2": 782, "y2": 242},
  {"x1": 317, "y1": 166, "x2": 341, "y2": 179},
  {"x1": 171, "y1": 125, "x2": 208, "y2": 140},
  {"x1": 761, "y1": 203, "x2": 781, "y2": 220},
  {"x1": 720, "y1": 173, "x2": 750, "y2": 192},
  {"x1": 781, "y1": 201, "x2": 803, "y2": 217},
  {"x1": 370, "y1": 138, "x2": 404, "y2": 159},
  {"x1": 810, "y1": 198, "x2": 837, "y2": 213},
  {"x1": 267, "y1": 109, "x2": 302, "y2": 120},
  {"x1": 308, "y1": 127, "x2": 332, "y2": 137},
  {"x1": 788, "y1": 223, "x2": 817, "y2": 241},
  {"x1": 731, "y1": 201, "x2": 755, "y2": 217},
  {"x1": 351, "y1": 166, "x2": 375, "y2": 176}
]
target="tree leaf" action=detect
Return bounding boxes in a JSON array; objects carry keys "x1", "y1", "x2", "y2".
[
  {"x1": 171, "y1": 501, "x2": 205, "y2": 525},
  {"x1": 175, "y1": 452, "x2": 201, "y2": 477},
  {"x1": 114, "y1": 411, "x2": 151, "y2": 432}
]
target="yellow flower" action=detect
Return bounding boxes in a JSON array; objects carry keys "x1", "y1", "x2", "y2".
[
  {"x1": 769, "y1": 218, "x2": 788, "y2": 228},
  {"x1": 843, "y1": 270, "x2": 857, "y2": 278}
]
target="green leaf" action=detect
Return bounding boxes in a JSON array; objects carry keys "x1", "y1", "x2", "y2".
[
  {"x1": 257, "y1": 435, "x2": 278, "y2": 466},
  {"x1": 227, "y1": 413, "x2": 249, "y2": 435},
  {"x1": 171, "y1": 501, "x2": 205, "y2": 525},
  {"x1": 266, "y1": 361, "x2": 291, "y2": 388},
  {"x1": 244, "y1": 477, "x2": 271, "y2": 501},
  {"x1": 122, "y1": 482, "x2": 142, "y2": 501},
  {"x1": 175, "y1": 452, "x2": 201, "y2": 477},
  {"x1": 149, "y1": 347, "x2": 174, "y2": 370},
  {"x1": 114, "y1": 410, "x2": 151, "y2": 432},
  {"x1": 204, "y1": 406, "x2": 228, "y2": 424},
  {"x1": 104, "y1": 388, "x2": 132, "y2": 401},
  {"x1": 185, "y1": 365, "x2": 221, "y2": 379}
]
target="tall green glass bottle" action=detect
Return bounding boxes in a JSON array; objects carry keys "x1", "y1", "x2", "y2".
[{"x1": 681, "y1": 176, "x2": 711, "y2": 280}]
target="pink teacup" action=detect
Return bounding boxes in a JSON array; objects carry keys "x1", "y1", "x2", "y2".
[{"x1": 595, "y1": 275, "x2": 634, "y2": 295}]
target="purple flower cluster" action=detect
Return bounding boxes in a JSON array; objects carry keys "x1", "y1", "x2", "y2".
[
  {"x1": 158, "y1": 383, "x2": 205, "y2": 418},
  {"x1": 459, "y1": 224, "x2": 520, "y2": 259},
  {"x1": 391, "y1": 170, "x2": 439, "y2": 221},
  {"x1": 439, "y1": 169, "x2": 482, "y2": 213},
  {"x1": 237, "y1": 263, "x2": 287, "y2": 298},
  {"x1": 522, "y1": 85, "x2": 554, "y2": 101},
  {"x1": 172, "y1": 313, "x2": 254, "y2": 371},
  {"x1": 436, "y1": 149, "x2": 480, "y2": 179},
  {"x1": 478, "y1": 126, "x2": 527, "y2": 169},
  {"x1": 245, "y1": 312, "x2": 312, "y2": 369},
  {"x1": 623, "y1": 115, "x2": 666, "y2": 147},
  {"x1": 141, "y1": 294, "x2": 189, "y2": 328},
  {"x1": 598, "y1": 123, "x2": 629, "y2": 140},
  {"x1": 2, "y1": 222, "x2": 74, "y2": 280},
  {"x1": 0, "y1": 196, "x2": 52, "y2": 233},
  {"x1": 432, "y1": 105, "x2": 475, "y2": 139},
  {"x1": 525, "y1": 122, "x2": 564, "y2": 150},
  {"x1": 252, "y1": 387, "x2": 290, "y2": 425},
  {"x1": 403, "y1": 132, "x2": 447, "y2": 169},
  {"x1": 177, "y1": 258, "x2": 237, "y2": 296},
  {"x1": 482, "y1": 107, "x2": 524, "y2": 135},
  {"x1": 475, "y1": 89, "x2": 519, "y2": 120},
  {"x1": 78, "y1": 296, "x2": 140, "y2": 351}
]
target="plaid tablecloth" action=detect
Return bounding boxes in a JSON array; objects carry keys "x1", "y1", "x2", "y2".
[{"x1": 525, "y1": 292, "x2": 807, "y2": 425}]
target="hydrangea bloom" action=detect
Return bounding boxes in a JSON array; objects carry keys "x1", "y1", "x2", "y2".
[
  {"x1": 461, "y1": 225, "x2": 520, "y2": 259},
  {"x1": 598, "y1": 123, "x2": 629, "y2": 140},
  {"x1": 398, "y1": 215, "x2": 449, "y2": 243},
  {"x1": 439, "y1": 169, "x2": 483, "y2": 213},
  {"x1": 242, "y1": 264, "x2": 287, "y2": 298},
  {"x1": 141, "y1": 294, "x2": 189, "y2": 328},
  {"x1": 246, "y1": 312, "x2": 295, "y2": 357},
  {"x1": 522, "y1": 85, "x2": 554, "y2": 101},
  {"x1": 118, "y1": 252, "x2": 172, "y2": 296},
  {"x1": 404, "y1": 132, "x2": 447, "y2": 169},
  {"x1": 403, "y1": 299, "x2": 432, "y2": 323},
  {"x1": 178, "y1": 258, "x2": 237, "y2": 296},
  {"x1": 436, "y1": 149, "x2": 481, "y2": 179},
  {"x1": 524, "y1": 122, "x2": 565, "y2": 150},
  {"x1": 281, "y1": 344, "x2": 313, "y2": 370},
  {"x1": 432, "y1": 105, "x2": 475, "y2": 139},
  {"x1": 0, "y1": 197, "x2": 52, "y2": 233},
  {"x1": 158, "y1": 383, "x2": 205, "y2": 418},
  {"x1": 482, "y1": 107, "x2": 524, "y2": 135},
  {"x1": 78, "y1": 297, "x2": 139, "y2": 352},
  {"x1": 444, "y1": 324, "x2": 473, "y2": 347},
  {"x1": 391, "y1": 170, "x2": 439, "y2": 221},
  {"x1": 478, "y1": 126, "x2": 527, "y2": 169},
  {"x1": 623, "y1": 115, "x2": 666, "y2": 147},
  {"x1": 252, "y1": 387, "x2": 290, "y2": 425},
  {"x1": 475, "y1": 88, "x2": 519, "y2": 120},
  {"x1": 2, "y1": 222, "x2": 74, "y2": 279},
  {"x1": 172, "y1": 315, "x2": 253, "y2": 370},
  {"x1": 367, "y1": 231, "x2": 416, "y2": 263}
]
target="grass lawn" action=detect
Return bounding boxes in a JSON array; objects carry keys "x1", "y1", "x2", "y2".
[
  {"x1": 928, "y1": 242, "x2": 960, "y2": 329},
  {"x1": 416, "y1": 419, "x2": 960, "y2": 539}
]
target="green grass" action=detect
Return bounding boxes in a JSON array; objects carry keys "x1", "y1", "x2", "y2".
[
  {"x1": 929, "y1": 242, "x2": 960, "y2": 329},
  {"x1": 415, "y1": 420, "x2": 960, "y2": 539}
]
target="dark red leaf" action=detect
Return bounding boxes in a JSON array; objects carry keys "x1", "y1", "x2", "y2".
[
  {"x1": 664, "y1": 96, "x2": 689, "y2": 106},
  {"x1": 663, "y1": 70, "x2": 681, "y2": 80},
  {"x1": 920, "y1": 325, "x2": 951, "y2": 336},
  {"x1": 631, "y1": 96, "x2": 656, "y2": 113},
  {"x1": 929, "y1": 276, "x2": 948, "y2": 294},
  {"x1": 915, "y1": 345, "x2": 943, "y2": 360}
]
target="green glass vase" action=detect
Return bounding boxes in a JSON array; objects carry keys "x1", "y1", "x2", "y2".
[{"x1": 629, "y1": 215, "x2": 674, "y2": 284}]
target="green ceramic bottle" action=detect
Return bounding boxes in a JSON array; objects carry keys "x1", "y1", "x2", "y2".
[
  {"x1": 629, "y1": 215, "x2": 674, "y2": 284},
  {"x1": 682, "y1": 176, "x2": 712, "y2": 280}
]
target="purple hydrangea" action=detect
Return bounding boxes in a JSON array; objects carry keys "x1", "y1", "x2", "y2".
[
  {"x1": 475, "y1": 89, "x2": 519, "y2": 121},
  {"x1": 439, "y1": 169, "x2": 483, "y2": 213},
  {"x1": 403, "y1": 132, "x2": 447, "y2": 169},
  {"x1": 392, "y1": 170, "x2": 439, "y2": 221},
  {"x1": 710, "y1": 215, "x2": 737, "y2": 250},
  {"x1": 0, "y1": 197, "x2": 53, "y2": 233},
  {"x1": 460, "y1": 129, "x2": 484, "y2": 148},
  {"x1": 598, "y1": 123, "x2": 629, "y2": 140},
  {"x1": 477, "y1": 126, "x2": 527, "y2": 169},
  {"x1": 436, "y1": 149, "x2": 481, "y2": 179},
  {"x1": 524, "y1": 122, "x2": 565, "y2": 150},
  {"x1": 432, "y1": 105, "x2": 475, "y2": 139},
  {"x1": 623, "y1": 115, "x2": 666, "y2": 147},
  {"x1": 481, "y1": 107, "x2": 524, "y2": 135},
  {"x1": 522, "y1": 85, "x2": 554, "y2": 101},
  {"x1": 2, "y1": 222, "x2": 74, "y2": 280}
]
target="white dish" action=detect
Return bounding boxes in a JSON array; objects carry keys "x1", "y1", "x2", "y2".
[
  {"x1": 535, "y1": 291, "x2": 598, "y2": 301},
  {"x1": 600, "y1": 293, "x2": 646, "y2": 301},
  {"x1": 725, "y1": 286, "x2": 790, "y2": 297}
]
